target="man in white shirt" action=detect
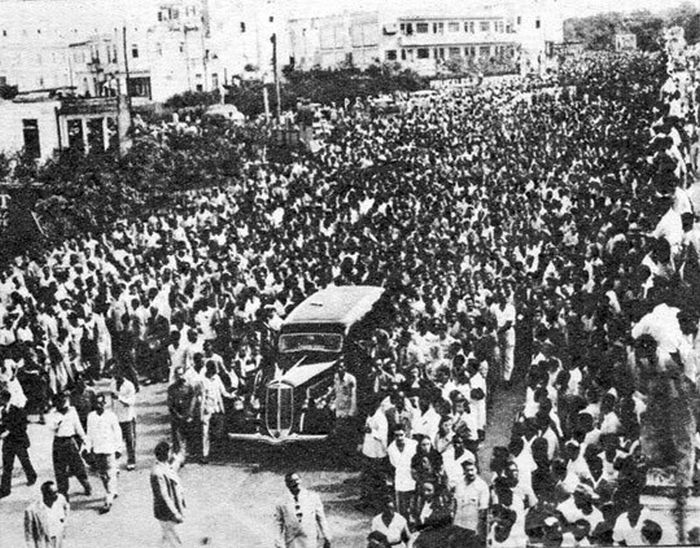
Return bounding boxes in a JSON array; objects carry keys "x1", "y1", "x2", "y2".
[
  {"x1": 332, "y1": 361, "x2": 357, "y2": 420},
  {"x1": 386, "y1": 426, "x2": 418, "y2": 519},
  {"x1": 556, "y1": 484, "x2": 603, "y2": 533},
  {"x1": 86, "y1": 394, "x2": 122, "y2": 513},
  {"x1": 24, "y1": 481, "x2": 69, "y2": 548},
  {"x1": 361, "y1": 405, "x2": 389, "y2": 511},
  {"x1": 412, "y1": 399, "x2": 441, "y2": 444},
  {"x1": 110, "y1": 369, "x2": 137, "y2": 471},
  {"x1": 51, "y1": 393, "x2": 91, "y2": 498},
  {"x1": 612, "y1": 500, "x2": 653, "y2": 547},
  {"x1": 332, "y1": 360, "x2": 358, "y2": 458},
  {"x1": 368, "y1": 497, "x2": 410, "y2": 548},
  {"x1": 453, "y1": 458, "x2": 489, "y2": 541},
  {"x1": 495, "y1": 294, "x2": 516, "y2": 387}
]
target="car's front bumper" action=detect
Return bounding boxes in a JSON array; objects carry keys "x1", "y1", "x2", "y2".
[{"x1": 227, "y1": 432, "x2": 329, "y2": 445}]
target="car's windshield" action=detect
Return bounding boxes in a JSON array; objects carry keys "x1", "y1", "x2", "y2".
[{"x1": 278, "y1": 333, "x2": 343, "y2": 353}]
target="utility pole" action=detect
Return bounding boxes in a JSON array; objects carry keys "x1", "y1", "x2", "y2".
[
  {"x1": 117, "y1": 25, "x2": 133, "y2": 156},
  {"x1": 271, "y1": 32, "x2": 281, "y2": 123},
  {"x1": 121, "y1": 26, "x2": 133, "y2": 115}
]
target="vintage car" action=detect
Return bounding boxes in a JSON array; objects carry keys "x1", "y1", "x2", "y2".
[{"x1": 227, "y1": 285, "x2": 390, "y2": 444}]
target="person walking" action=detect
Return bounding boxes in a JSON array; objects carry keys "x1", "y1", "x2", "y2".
[
  {"x1": 495, "y1": 294, "x2": 516, "y2": 388},
  {"x1": 274, "y1": 472, "x2": 331, "y2": 548},
  {"x1": 150, "y1": 441, "x2": 186, "y2": 547},
  {"x1": 167, "y1": 366, "x2": 196, "y2": 457},
  {"x1": 198, "y1": 362, "x2": 225, "y2": 464},
  {"x1": 0, "y1": 389, "x2": 37, "y2": 498},
  {"x1": 50, "y1": 392, "x2": 91, "y2": 499},
  {"x1": 85, "y1": 393, "x2": 122, "y2": 514},
  {"x1": 24, "y1": 480, "x2": 69, "y2": 548},
  {"x1": 110, "y1": 367, "x2": 137, "y2": 470}
]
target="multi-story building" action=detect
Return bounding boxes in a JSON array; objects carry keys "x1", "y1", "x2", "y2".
[
  {"x1": 285, "y1": 0, "x2": 564, "y2": 75},
  {"x1": 0, "y1": 0, "x2": 564, "y2": 103},
  {"x1": 0, "y1": 0, "x2": 212, "y2": 102}
]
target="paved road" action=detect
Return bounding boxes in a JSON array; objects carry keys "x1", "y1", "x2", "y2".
[{"x1": 0, "y1": 381, "x2": 525, "y2": 548}]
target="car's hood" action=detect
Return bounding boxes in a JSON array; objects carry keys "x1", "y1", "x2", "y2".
[{"x1": 272, "y1": 359, "x2": 337, "y2": 388}]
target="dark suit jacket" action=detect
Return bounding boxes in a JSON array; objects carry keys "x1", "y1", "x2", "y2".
[{"x1": 0, "y1": 404, "x2": 30, "y2": 447}]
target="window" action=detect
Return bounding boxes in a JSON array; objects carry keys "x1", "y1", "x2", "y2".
[
  {"x1": 448, "y1": 21, "x2": 460, "y2": 33},
  {"x1": 156, "y1": 43, "x2": 163, "y2": 56},
  {"x1": 416, "y1": 48, "x2": 429, "y2": 59},
  {"x1": 535, "y1": 18, "x2": 541, "y2": 29},
  {"x1": 212, "y1": 73, "x2": 218, "y2": 88},
  {"x1": 87, "y1": 118, "x2": 104, "y2": 152},
  {"x1": 517, "y1": 16, "x2": 522, "y2": 25},
  {"x1": 158, "y1": 11, "x2": 163, "y2": 21},
  {"x1": 195, "y1": 84, "x2": 203, "y2": 92},
  {"x1": 479, "y1": 45, "x2": 491, "y2": 58},
  {"x1": 179, "y1": 43, "x2": 185, "y2": 53},
  {"x1": 433, "y1": 47, "x2": 444, "y2": 59},
  {"x1": 2, "y1": 30, "x2": 6, "y2": 37},
  {"x1": 385, "y1": 49, "x2": 397, "y2": 61},
  {"x1": 465, "y1": 46, "x2": 476, "y2": 57},
  {"x1": 448, "y1": 47, "x2": 461, "y2": 58},
  {"x1": 131, "y1": 44, "x2": 139, "y2": 58},
  {"x1": 495, "y1": 21, "x2": 504, "y2": 33},
  {"x1": 479, "y1": 21, "x2": 490, "y2": 32},
  {"x1": 464, "y1": 21, "x2": 474, "y2": 33},
  {"x1": 279, "y1": 333, "x2": 343, "y2": 353},
  {"x1": 400, "y1": 49, "x2": 406, "y2": 60},
  {"x1": 433, "y1": 22, "x2": 444, "y2": 34},
  {"x1": 240, "y1": 21, "x2": 246, "y2": 33},
  {"x1": 22, "y1": 119, "x2": 40, "y2": 159},
  {"x1": 127, "y1": 76, "x2": 151, "y2": 98},
  {"x1": 416, "y1": 23, "x2": 428, "y2": 34}
]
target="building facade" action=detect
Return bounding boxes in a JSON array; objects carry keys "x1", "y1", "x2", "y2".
[
  {"x1": 0, "y1": 0, "x2": 213, "y2": 102},
  {"x1": 286, "y1": 0, "x2": 564, "y2": 75}
]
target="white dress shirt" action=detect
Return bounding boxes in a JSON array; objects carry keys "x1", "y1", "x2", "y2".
[
  {"x1": 110, "y1": 379, "x2": 136, "y2": 422},
  {"x1": 51, "y1": 406, "x2": 86, "y2": 439},
  {"x1": 86, "y1": 409, "x2": 122, "y2": 454},
  {"x1": 387, "y1": 439, "x2": 418, "y2": 492}
]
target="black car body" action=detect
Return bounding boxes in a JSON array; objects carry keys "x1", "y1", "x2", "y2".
[{"x1": 228, "y1": 285, "x2": 388, "y2": 444}]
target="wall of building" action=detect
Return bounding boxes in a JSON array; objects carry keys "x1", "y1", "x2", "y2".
[
  {"x1": 287, "y1": 3, "x2": 523, "y2": 76},
  {"x1": 0, "y1": 0, "x2": 211, "y2": 102},
  {"x1": 0, "y1": 100, "x2": 61, "y2": 160}
]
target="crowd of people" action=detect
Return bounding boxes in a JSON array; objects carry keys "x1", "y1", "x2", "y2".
[{"x1": 0, "y1": 28, "x2": 699, "y2": 548}]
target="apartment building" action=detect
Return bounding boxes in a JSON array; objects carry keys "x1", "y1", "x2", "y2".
[
  {"x1": 286, "y1": 0, "x2": 563, "y2": 75},
  {"x1": 0, "y1": 0, "x2": 213, "y2": 102}
]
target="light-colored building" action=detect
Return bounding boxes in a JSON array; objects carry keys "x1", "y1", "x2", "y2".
[
  {"x1": 285, "y1": 0, "x2": 564, "y2": 75},
  {"x1": 0, "y1": 93, "x2": 127, "y2": 160},
  {"x1": 0, "y1": 0, "x2": 212, "y2": 102}
]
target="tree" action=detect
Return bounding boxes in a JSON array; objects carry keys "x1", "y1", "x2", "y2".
[{"x1": 664, "y1": 2, "x2": 700, "y2": 44}]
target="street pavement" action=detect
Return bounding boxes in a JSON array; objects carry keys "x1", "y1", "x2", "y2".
[{"x1": 0, "y1": 381, "x2": 524, "y2": 548}]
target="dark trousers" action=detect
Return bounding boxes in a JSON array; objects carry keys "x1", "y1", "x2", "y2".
[
  {"x1": 53, "y1": 437, "x2": 89, "y2": 495},
  {"x1": 119, "y1": 420, "x2": 136, "y2": 465},
  {"x1": 170, "y1": 418, "x2": 190, "y2": 455},
  {"x1": 1, "y1": 440, "x2": 36, "y2": 494}
]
